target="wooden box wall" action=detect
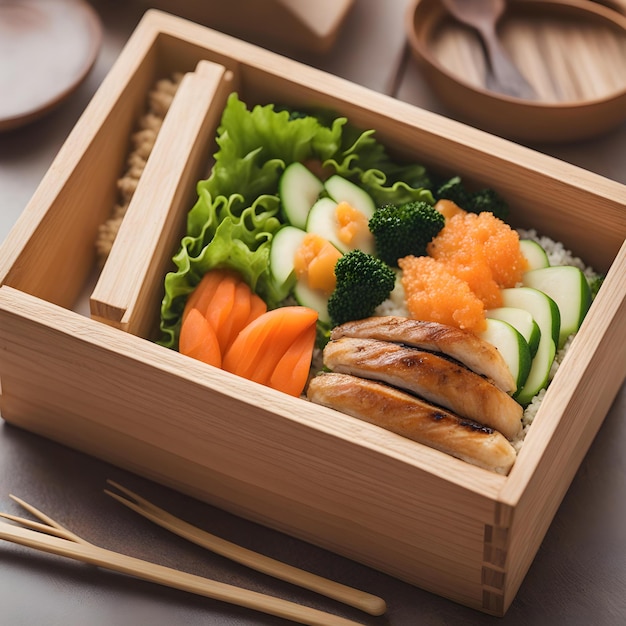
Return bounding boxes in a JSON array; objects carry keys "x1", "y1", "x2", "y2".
[{"x1": 0, "y1": 11, "x2": 624, "y2": 615}]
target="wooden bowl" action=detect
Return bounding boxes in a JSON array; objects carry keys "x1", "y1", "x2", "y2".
[
  {"x1": 0, "y1": 0, "x2": 102, "y2": 132},
  {"x1": 405, "y1": 0, "x2": 626, "y2": 142}
]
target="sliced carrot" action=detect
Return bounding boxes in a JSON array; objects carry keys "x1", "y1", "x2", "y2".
[
  {"x1": 219, "y1": 280, "x2": 267, "y2": 354},
  {"x1": 182, "y1": 268, "x2": 268, "y2": 356},
  {"x1": 269, "y1": 322, "x2": 317, "y2": 396},
  {"x1": 179, "y1": 308, "x2": 222, "y2": 368},
  {"x1": 204, "y1": 272, "x2": 238, "y2": 350},
  {"x1": 222, "y1": 306, "x2": 318, "y2": 387},
  {"x1": 245, "y1": 292, "x2": 268, "y2": 327},
  {"x1": 182, "y1": 269, "x2": 234, "y2": 323},
  {"x1": 181, "y1": 269, "x2": 316, "y2": 396}
]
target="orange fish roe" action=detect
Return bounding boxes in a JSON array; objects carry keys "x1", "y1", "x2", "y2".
[
  {"x1": 399, "y1": 255, "x2": 487, "y2": 332},
  {"x1": 426, "y1": 211, "x2": 528, "y2": 308}
]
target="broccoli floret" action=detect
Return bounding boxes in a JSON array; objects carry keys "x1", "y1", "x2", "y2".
[
  {"x1": 327, "y1": 250, "x2": 396, "y2": 327},
  {"x1": 469, "y1": 188, "x2": 509, "y2": 220},
  {"x1": 435, "y1": 176, "x2": 509, "y2": 221},
  {"x1": 434, "y1": 176, "x2": 470, "y2": 209},
  {"x1": 368, "y1": 201, "x2": 445, "y2": 267}
]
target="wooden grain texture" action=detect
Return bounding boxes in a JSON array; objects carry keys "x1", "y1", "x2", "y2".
[
  {"x1": 405, "y1": 0, "x2": 626, "y2": 141},
  {"x1": 0, "y1": 18, "x2": 162, "y2": 308},
  {"x1": 133, "y1": 0, "x2": 354, "y2": 53},
  {"x1": 144, "y1": 8, "x2": 626, "y2": 273},
  {"x1": 0, "y1": 521, "x2": 367, "y2": 626},
  {"x1": 103, "y1": 481, "x2": 387, "y2": 616},
  {"x1": 432, "y1": 12, "x2": 626, "y2": 102},
  {"x1": 498, "y1": 243, "x2": 626, "y2": 609},
  {"x1": 0, "y1": 10, "x2": 624, "y2": 616},
  {"x1": 0, "y1": 286, "x2": 503, "y2": 613},
  {"x1": 90, "y1": 60, "x2": 236, "y2": 337}
]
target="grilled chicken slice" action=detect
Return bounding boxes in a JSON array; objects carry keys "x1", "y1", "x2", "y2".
[
  {"x1": 331, "y1": 316, "x2": 516, "y2": 394},
  {"x1": 323, "y1": 336, "x2": 523, "y2": 440},
  {"x1": 307, "y1": 372, "x2": 517, "y2": 474}
]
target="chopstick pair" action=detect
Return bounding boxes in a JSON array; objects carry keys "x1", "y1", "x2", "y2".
[{"x1": 0, "y1": 484, "x2": 386, "y2": 626}]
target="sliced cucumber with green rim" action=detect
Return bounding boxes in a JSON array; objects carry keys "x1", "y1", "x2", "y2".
[
  {"x1": 501, "y1": 286, "x2": 560, "y2": 405},
  {"x1": 269, "y1": 225, "x2": 307, "y2": 299},
  {"x1": 486, "y1": 306, "x2": 541, "y2": 357},
  {"x1": 324, "y1": 175, "x2": 376, "y2": 220},
  {"x1": 479, "y1": 318, "x2": 532, "y2": 394},
  {"x1": 502, "y1": 287, "x2": 560, "y2": 347},
  {"x1": 515, "y1": 329, "x2": 556, "y2": 407},
  {"x1": 305, "y1": 197, "x2": 346, "y2": 252},
  {"x1": 294, "y1": 281, "x2": 330, "y2": 325},
  {"x1": 279, "y1": 162, "x2": 324, "y2": 229},
  {"x1": 522, "y1": 265, "x2": 592, "y2": 348},
  {"x1": 519, "y1": 239, "x2": 549, "y2": 271}
]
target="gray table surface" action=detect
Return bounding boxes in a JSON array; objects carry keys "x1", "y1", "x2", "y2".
[{"x1": 0, "y1": 1, "x2": 624, "y2": 624}]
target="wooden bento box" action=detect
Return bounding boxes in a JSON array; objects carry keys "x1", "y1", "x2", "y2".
[{"x1": 0, "y1": 10, "x2": 624, "y2": 617}]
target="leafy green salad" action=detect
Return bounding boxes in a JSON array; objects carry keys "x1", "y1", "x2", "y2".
[{"x1": 158, "y1": 92, "x2": 442, "y2": 349}]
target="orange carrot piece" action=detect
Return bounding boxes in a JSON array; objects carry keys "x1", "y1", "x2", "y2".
[
  {"x1": 182, "y1": 272, "x2": 219, "y2": 323},
  {"x1": 222, "y1": 306, "x2": 318, "y2": 385},
  {"x1": 179, "y1": 308, "x2": 222, "y2": 368},
  {"x1": 182, "y1": 269, "x2": 233, "y2": 323},
  {"x1": 219, "y1": 281, "x2": 268, "y2": 354},
  {"x1": 269, "y1": 322, "x2": 317, "y2": 396},
  {"x1": 204, "y1": 272, "x2": 238, "y2": 349},
  {"x1": 218, "y1": 279, "x2": 250, "y2": 352},
  {"x1": 222, "y1": 308, "x2": 288, "y2": 380},
  {"x1": 245, "y1": 292, "x2": 268, "y2": 327},
  {"x1": 182, "y1": 268, "x2": 268, "y2": 356},
  {"x1": 180, "y1": 268, "x2": 317, "y2": 393}
]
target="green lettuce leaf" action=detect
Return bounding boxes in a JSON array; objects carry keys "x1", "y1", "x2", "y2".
[
  {"x1": 158, "y1": 93, "x2": 435, "y2": 349},
  {"x1": 324, "y1": 126, "x2": 434, "y2": 206},
  {"x1": 159, "y1": 191, "x2": 282, "y2": 348}
]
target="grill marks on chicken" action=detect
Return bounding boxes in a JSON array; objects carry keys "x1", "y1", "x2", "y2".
[
  {"x1": 331, "y1": 316, "x2": 516, "y2": 393},
  {"x1": 306, "y1": 316, "x2": 524, "y2": 473},
  {"x1": 323, "y1": 336, "x2": 522, "y2": 440},
  {"x1": 307, "y1": 372, "x2": 517, "y2": 475}
]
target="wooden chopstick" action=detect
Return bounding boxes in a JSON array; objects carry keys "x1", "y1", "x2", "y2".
[
  {"x1": 0, "y1": 503, "x2": 369, "y2": 626},
  {"x1": 104, "y1": 480, "x2": 387, "y2": 616}
]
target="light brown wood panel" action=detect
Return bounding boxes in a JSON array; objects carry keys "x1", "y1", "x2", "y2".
[
  {"x1": 90, "y1": 60, "x2": 237, "y2": 338},
  {"x1": 0, "y1": 10, "x2": 624, "y2": 617}
]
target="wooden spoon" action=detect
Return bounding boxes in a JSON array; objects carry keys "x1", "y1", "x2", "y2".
[{"x1": 440, "y1": 0, "x2": 536, "y2": 99}]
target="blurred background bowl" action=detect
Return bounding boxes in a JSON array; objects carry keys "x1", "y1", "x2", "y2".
[{"x1": 405, "y1": 0, "x2": 626, "y2": 143}]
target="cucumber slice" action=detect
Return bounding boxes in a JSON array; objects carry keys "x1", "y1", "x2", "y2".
[
  {"x1": 306, "y1": 197, "x2": 345, "y2": 250},
  {"x1": 305, "y1": 197, "x2": 375, "y2": 255},
  {"x1": 502, "y1": 287, "x2": 560, "y2": 347},
  {"x1": 522, "y1": 265, "x2": 592, "y2": 348},
  {"x1": 501, "y1": 287, "x2": 560, "y2": 405},
  {"x1": 515, "y1": 329, "x2": 556, "y2": 407},
  {"x1": 293, "y1": 281, "x2": 330, "y2": 325},
  {"x1": 486, "y1": 306, "x2": 541, "y2": 357},
  {"x1": 324, "y1": 175, "x2": 376, "y2": 220},
  {"x1": 279, "y1": 162, "x2": 324, "y2": 229},
  {"x1": 520, "y1": 239, "x2": 549, "y2": 271},
  {"x1": 269, "y1": 225, "x2": 307, "y2": 298},
  {"x1": 479, "y1": 318, "x2": 531, "y2": 393}
]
